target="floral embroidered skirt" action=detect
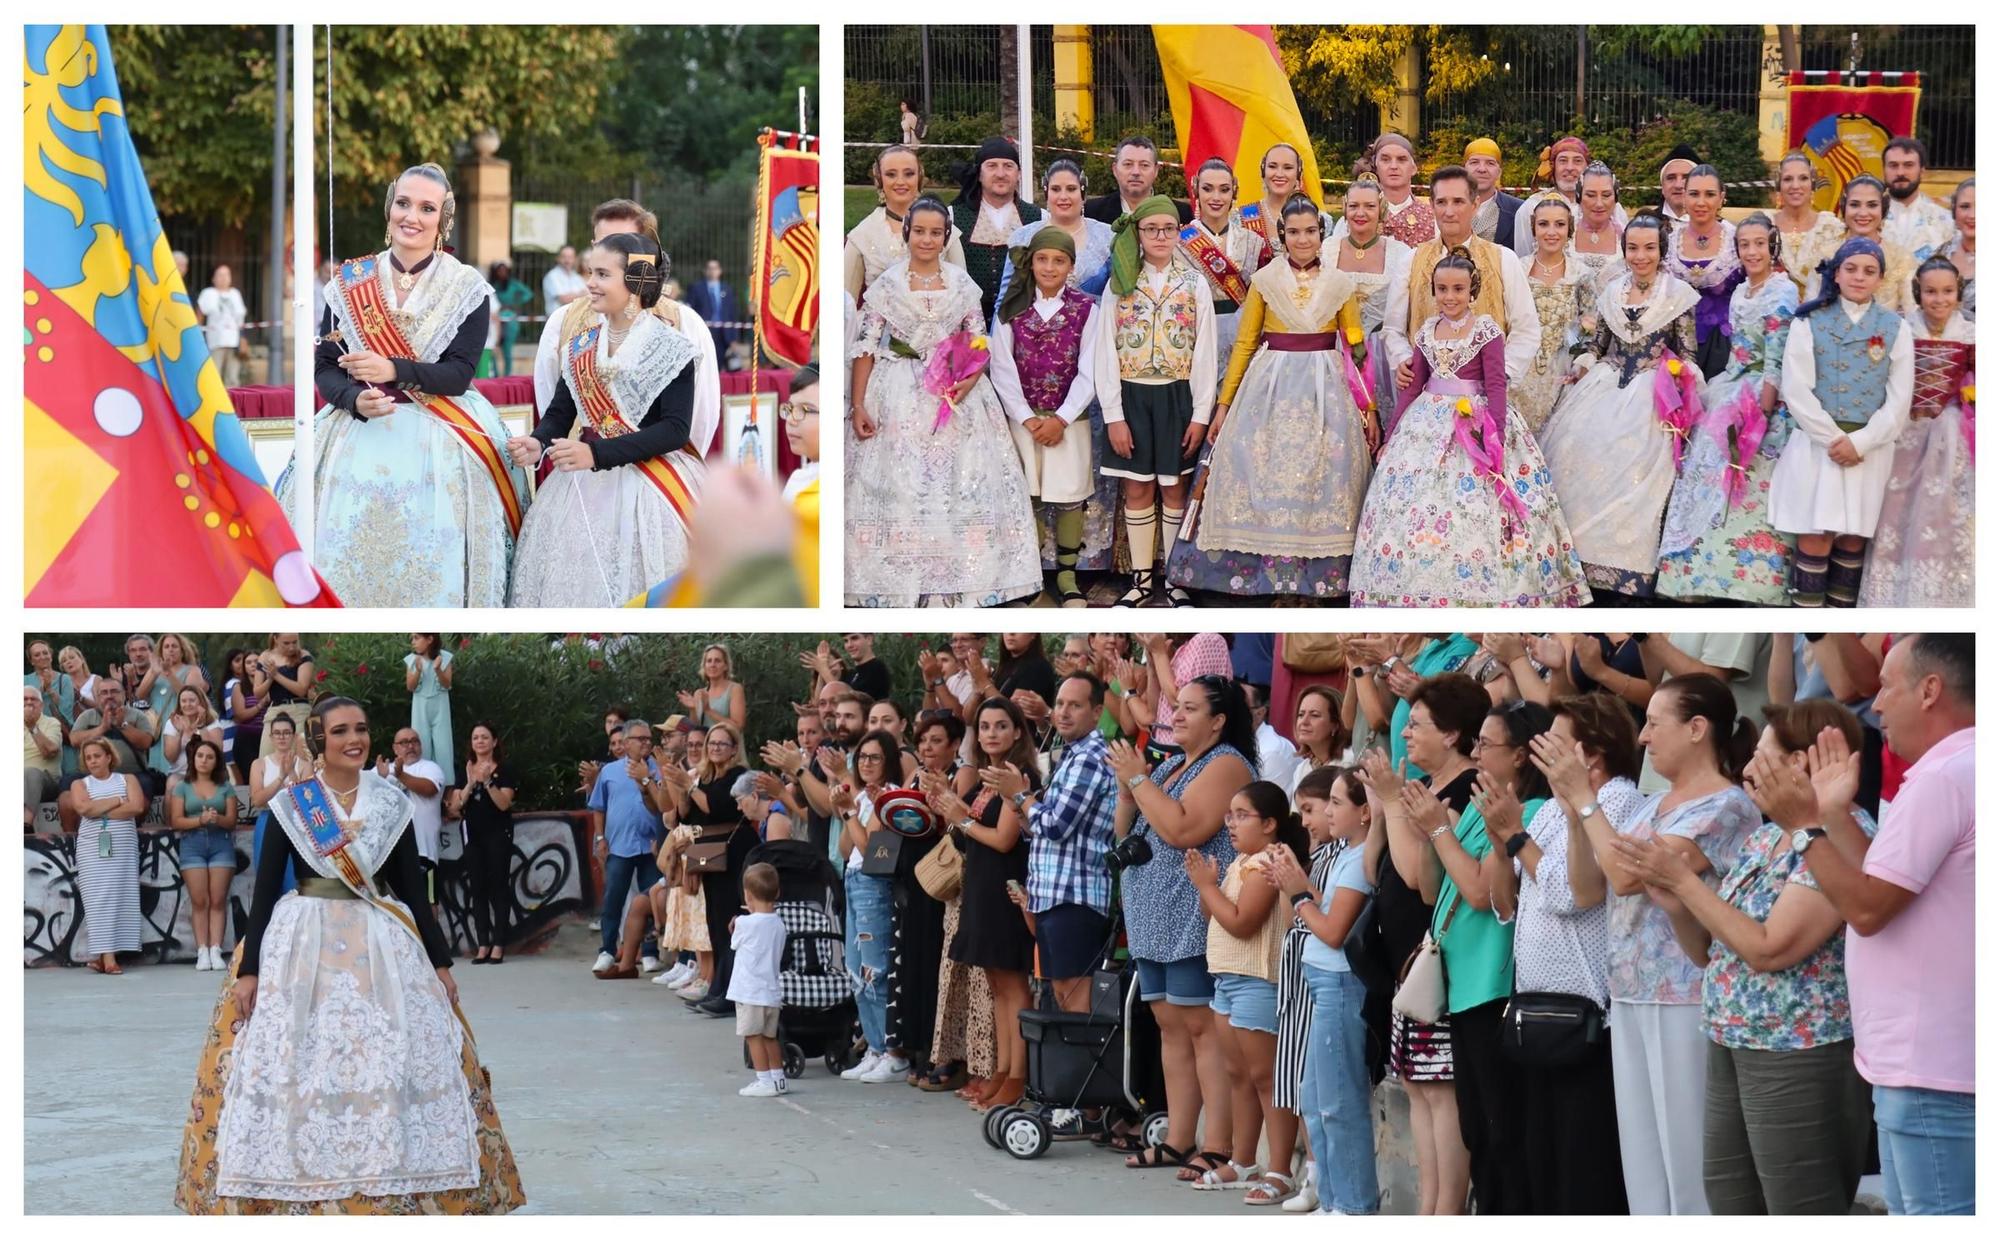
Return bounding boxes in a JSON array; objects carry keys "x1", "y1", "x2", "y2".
[
  {"x1": 1859, "y1": 408, "x2": 1976, "y2": 607},
  {"x1": 1656, "y1": 406, "x2": 1793, "y2": 604},
  {"x1": 174, "y1": 935, "x2": 524, "y2": 1215},
  {"x1": 1539, "y1": 365, "x2": 1681, "y2": 598}
]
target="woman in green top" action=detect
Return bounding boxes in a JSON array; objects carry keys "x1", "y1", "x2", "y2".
[
  {"x1": 1403, "y1": 698, "x2": 1555, "y2": 1215},
  {"x1": 489, "y1": 261, "x2": 534, "y2": 376}
]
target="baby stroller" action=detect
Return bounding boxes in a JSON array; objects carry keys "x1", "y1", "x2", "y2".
[
  {"x1": 742, "y1": 839, "x2": 864, "y2": 1079},
  {"x1": 981, "y1": 918, "x2": 1169, "y2": 1160}
]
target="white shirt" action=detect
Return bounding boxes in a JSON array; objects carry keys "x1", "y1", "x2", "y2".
[
  {"x1": 1509, "y1": 780, "x2": 1645, "y2": 1007},
  {"x1": 398, "y1": 758, "x2": 448, "y2": 861},
  {"x1": 196, "y1": 286, "x2": 247, "y2": 349},
  {"x1": 1883, "y1": 192, "x2": 1957, "y2": 262},
  {"x1": 542, "y1": 265, "x2": 587, "y2": 318},
  {"x1": 1781, "y1": 301, "x2": 1916, "y2": 458},
  {"x1": 1093, "y1": 265, "x2": 1218, "y2": 425},
  {"x1": 988, "y1": 296, "x2": 1100, "y2": 425},
  {"x1": 1256, "y1": 723, "x2": 1303, "y2": 796},
  {"x1": 726, "y1": 911, "x2": 787, "y2": 1007}
]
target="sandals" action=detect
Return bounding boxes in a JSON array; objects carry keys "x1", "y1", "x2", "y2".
[
  {"x1": 1190, "y1": 1158, "x2": 1261, "y2": 1189},
  {"x1": 1123, "y1": 1141, "x2": 1187, "y2": 1171},
  {"x1": 1162, "y1": 581, "x2": 1193, "y2": 608},
  {"x1": 1177, "y1": 1151, "x2": 1240, "y2": 1185},
  {"x1": 1116, "y1": 570, "x2": 1156, "y2": 608},
  {"x1": 1244, "y1": 1171, "x2": 1296, "y2": 1205},
  {"x1": 1096, "y1": 1123, "x2": 1144, "y2": 1152}
]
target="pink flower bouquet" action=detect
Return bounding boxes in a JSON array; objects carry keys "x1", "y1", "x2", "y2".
[
  {"x1": 1653, "y1": 352, "x2": 1701, "y2": 468},
  {"x1": 921, "y1": 332, "x2": 991, "y2": 431}
]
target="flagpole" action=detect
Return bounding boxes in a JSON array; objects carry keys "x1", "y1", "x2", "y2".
[
  {"x1": 293, "y1": 23, "x2": 316, "y2": 571},
  {"x1": 267, "y1": 26, "x2": 288, "y2": 385},
  {"x1": 1016, "y1": 25, "x2": 1034, "y2": 192}
]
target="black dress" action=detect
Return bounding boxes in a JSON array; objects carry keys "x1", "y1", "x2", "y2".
[
  {"x1": 689, "y1": 765, "x2": 749, "y2": 994},
  {"x1": 459, "y1": 763, "x2": 518, "y2": 949},
  {"x1": 948, "y1": 772, "x2": 1040, "y2": 974}
]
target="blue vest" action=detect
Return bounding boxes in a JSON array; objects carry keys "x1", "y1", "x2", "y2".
[{"x1": 1809, "y1": 299, "x2": 1901, "y2": 432}]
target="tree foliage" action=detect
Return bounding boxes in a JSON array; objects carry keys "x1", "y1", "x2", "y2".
[
  {"x1": 599, "y1": 24, "x2": 819, "y2": 182},
  {"x1": 315, "y1": 26, "x2": 616, "y2": 203},
  {"x1": 112, "y1": 25, "x2": 283, "y2": 227}
]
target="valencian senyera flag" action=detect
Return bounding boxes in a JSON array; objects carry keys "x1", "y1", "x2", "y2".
[
  {"x1": 1155, "y1": 25, "x2": 1323, "y2": 209},
  {"x1": 23, "y1": 25, "x2": 337, "y2": 607},
  {"x1": 752, "y1": 129, "x2": 820, "y2": 368},
  {"x1": 1787, "y1": 70, "x2": 1923, "y2": 212}
]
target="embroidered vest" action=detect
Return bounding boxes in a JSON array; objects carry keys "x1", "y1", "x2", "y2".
[
  {"x1": 1010, "y1": 286, "x2": 1095, "y2": 412},
  {"x1": 1810, "y1": 300, "x2": 1901, "y2": 431},
  {"x1": 1408, "y1": 237, "x2": 1507, "y2": 335},
  {"x1": 1114, "y1": 260, "x2": 1200, "y2": 381}
]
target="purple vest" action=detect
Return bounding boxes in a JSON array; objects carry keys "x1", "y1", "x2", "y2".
[{"x1": 1009, "y1": 286, "x2": 1094, "y2": 413}]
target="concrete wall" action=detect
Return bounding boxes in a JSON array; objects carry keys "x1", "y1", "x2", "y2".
[{"x1": 23, "y1": 811, "x2": 595, "y2": 967}]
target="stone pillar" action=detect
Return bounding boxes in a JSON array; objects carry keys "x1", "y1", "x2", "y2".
[
  {"x1": 1758, "y1": 25, "x2": 1794, "y2": 170},
  {"x1": 1054, "y1": 25, "x2": 1094, "y2": 142},
  {"x1": 456, "y1": 130, "x2": 512, "y2": 273},
  {"x1": 1382, "y1": 42, "x2": 1421, "y2": 138}
]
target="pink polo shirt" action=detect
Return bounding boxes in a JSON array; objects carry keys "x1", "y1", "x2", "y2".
[{"x1": 1847, "y1": 726, "x2": 1976, "y2": 1094}]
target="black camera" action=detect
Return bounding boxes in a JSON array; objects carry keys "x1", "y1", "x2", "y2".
[{"x1": 1106, "y1": 832, "x2": 1153, "y2": 873}]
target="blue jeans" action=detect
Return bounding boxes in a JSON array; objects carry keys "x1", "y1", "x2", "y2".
[
  {"x1": 1875, "y1": 1085, "x2": 1976, "y2": 1215},
  {"x1": 844, "y1": 869, "x2": 893, "y2": 1054},
  {"x1": 1301, "y1": 964, "x2": 1379, "y2": 1214},
  {"x1": 600, "y1": 851, "x2": 662, "y2": 955}
]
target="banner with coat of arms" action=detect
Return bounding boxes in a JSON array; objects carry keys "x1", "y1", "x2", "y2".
[
  {"x1": 752, "y1": 129, "x2": 820, "y2": 368},
  {"x1": 1786, "y1": 70, "x2": 1923, "y2": 212}
]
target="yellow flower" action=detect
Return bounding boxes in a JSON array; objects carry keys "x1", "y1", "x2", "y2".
[
  {"x1": 1344, "y1": 326, "x2": 1364, "y2": 346},
  {"x1": 1454, "y1": 397, "x2": 1474, "y2": 417},
  {"x1": 1666, "y1": 358, "x2": 1683, "y2": 377},
  {"x1": 970, "y1": 335, "x2": 990, "y2": 352},
  {"x1": 1963, "y1": 384, "x2": 1977, "y2": 404}
]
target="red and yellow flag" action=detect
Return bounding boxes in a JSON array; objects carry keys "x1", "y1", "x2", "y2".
[
  {"x1": 752, "y1": 130, "x2": 820, "y2": 367},
  {"x1": 1154, "y1": 25, "x2": 1323, "y2": 209},
  {"x1": 23, "y1": 25, "x2": 337, "y2": 606}
]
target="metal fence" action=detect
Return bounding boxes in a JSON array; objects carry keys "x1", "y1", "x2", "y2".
[{"x1": 848, "y1": 24, "x2": 1974, "y2": 169}]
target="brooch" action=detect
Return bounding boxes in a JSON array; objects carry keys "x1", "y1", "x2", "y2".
[{"x1": 1867, "y1": 334, "x2": 1886, "y2": 363}]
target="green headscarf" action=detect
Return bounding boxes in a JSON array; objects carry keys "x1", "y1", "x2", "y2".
[
  {"x1": 1109, "y1": 195, "x2": 1181, "y2": 296},
  {"x1": 995, "y1": 225, "x2": 1078, "y2": 325}
]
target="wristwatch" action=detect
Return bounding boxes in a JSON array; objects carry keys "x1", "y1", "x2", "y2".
[
  {"x1": 1504, "y1": 831, "x2": 1532, "y2": 859},
  {"x1": 1289, "y1": 889, "x2": 1314, "y2": 907},
  {"x1": 1790, "y1": 827, "x2": 1827, "y2": 854},
  {"x1": 1577, "y1": 801, "x2": 1601, "y2": 822},
  {"x1": 1125, "y1": 773, "x2": 1148, "y2": 791},
  {"x1": 1010, "y1": 790, "x2": 1031, "y2": 811}
]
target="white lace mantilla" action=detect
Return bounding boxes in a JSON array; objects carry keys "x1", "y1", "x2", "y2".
[
  {"x1": 218, "y1": 769, "x2": 477, "y2": 1202},
  {"x1": 560, "y1": 311, "x2": 696, "y2": 433},
  {"x1": 1418, "y1": 314, "x2": 1504, "y2": 373},
  {"x1": 1593, "y1": 272, "x2": 1701, "y2": 344},
  {"x1": 268, "y1": 770, "x2": 414, "y2": 884},
  {"x1": 856, "y1": 260, "x2": 985, "y2": 359},
  {"x1": 328, "y1": 250, "x2": 492, "y2": 363}
]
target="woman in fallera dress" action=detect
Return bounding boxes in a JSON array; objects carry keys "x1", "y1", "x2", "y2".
[
  {"x1": 285, "y1": 163, "x2": 529, "y2": 608},
  {"x1": 1240, "y1": 143, "x2": 1333, "y2": 264},
  {"x1": 844, "y1": 144, "x2": 966, "y2": 305},
  {"x1": 1806, "y1": 176, "x2": 1917, "y2": 313},
  {"x1": 1512, "y1": 194, "x2": 1597, "y2": 434},
  {"x1": 1349, "y1": 249, "x2": 1588, "y2": 607},
  {"x1": 1858, "y1": 255, "x2": 1975, "y2": 607},
  {"x1": 1661, "y1": 166, "x2": 1742, "y2": 380},
  {"x1": 1168, "y1": 195, "x2": 1375, "y2": 600},
  {"x1": 1657, "y1": 213, "x2": 1799, "y2": 604},
  {"x1": 1939, "y1": 177, "x2": 1975, "y2": 320},
  {"x1": 175, "y1": 697, "x2": 522, "y2": 1215},
  {"x1": 1331, "y1": 178, "x2": 1414, "y2": 433},
  {"x1": 506, "y1": 234, "x2": 701, "y2": 607},
  {"x1": 1539, "y1": 213, "x2": 1702, "y2": 601},
  {"x1": 1567, "y1": 161, "x2": 1626, "y2": 288},
  {"x1": 1773, "y1": 152, "x2": 1848, "y2": 300},
  {"x1": 1181, "y1": 158, "x2": 1270, "y2": 384},
  {"x1": 846, "y1": 196, "x2": 1042, "y2": 608}
]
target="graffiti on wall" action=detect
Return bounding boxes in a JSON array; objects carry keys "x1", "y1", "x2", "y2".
[{"x1": 24, "y1": 813, "x2": 594, "y2": 966}]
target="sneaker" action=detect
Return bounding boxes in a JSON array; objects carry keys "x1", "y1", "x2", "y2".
[
  {"x1": 640, "y1": 955, "x2": 662, "y2": 974},
  {"x1": 738, "y1": 1078, "x2": 779, "y2": 1098},
  {"x1": 859, "y1": 1055, "x2": 907, "y2": 1084},
  {"x1": 773, "y1": 1074, "x2": 789, "y2": 1095},
  {"x1": 676, "y1": 981, "x2": 709, "y2": 1002},
  {"x1": 651, "y1": 968, "x2": 685, "y2": 986},
  {"x1": 192, "y1": 949, "x2": 210, "y2": 972},
  {"x1": 591, "y1": 951, "x2": 616, "y2": 972},
  {"x1": 667, "y1": 961, "x2": 697, "y2": 984},
  {"x1": 1281, "y1": 1180, "x2": 1320, "y2": 1213},
  {"x1": 841, "y1": 1050, "x2": 882, "y2": 1081}
]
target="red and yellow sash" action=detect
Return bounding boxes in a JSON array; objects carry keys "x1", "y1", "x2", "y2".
[
  {"x1": 1238, "y1": 203, "x2": 1276, "y2": 267},
  {"x1": 566, "y1": 322, "x2": 699, "y2": 531},
  {"x1": 1180, "y1": 221, "x2": 1251, "y2": 304},
  {"x1": 336, "y1": 256, "x2": 523, "y2": 535}
]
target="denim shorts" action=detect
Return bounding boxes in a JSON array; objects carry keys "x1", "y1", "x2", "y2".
[
  {"x1": 177, "y1": 826, "x2": 237, "y2": 870},
  {"x1": 1210, "y1": 972, "x2": 1280, "y2": 1033},
  {"x1": 1134, "y1": 954, "x2": 1215, "y2": 1006}
]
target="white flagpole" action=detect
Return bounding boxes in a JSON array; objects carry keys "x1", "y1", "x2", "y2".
[
  {"x1": 292, "y1": 23, "x2": 314, "y2": 569},
  {"x1": 1016, "y1": 25, "x2": 1034, "y2": 192}
]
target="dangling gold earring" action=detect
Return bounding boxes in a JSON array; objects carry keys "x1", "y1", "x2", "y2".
[{"x1": 383, "y1": 226, "x2": 393, "y2": 249}]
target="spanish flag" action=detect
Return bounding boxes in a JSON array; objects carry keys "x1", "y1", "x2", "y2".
[
  {"x1": 23, "y1": 25, "x2": 336, "y2": 606},
  {"x1": 1154, "y1": 25, "x2": 1323, "y2": 208}
]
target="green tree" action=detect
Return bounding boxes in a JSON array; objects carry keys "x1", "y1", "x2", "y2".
[
  {"x1": 112, "y1": 25, "x2": 284, "y2": 227},
  {"x1": 600, "y1": 25, "x2": 819, "y2": 181}
]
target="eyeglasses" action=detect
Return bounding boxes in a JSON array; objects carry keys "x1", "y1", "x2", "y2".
[
  {"x1": 394, "y1": 737, "x2": 421, "y2": 747},
  {"x1": 780, "y1": 401, "x2": 817, "y2": 424},
  {"x1": 709, "y1": 738, "x2": 738, "y2": 750},
  {"x1": 1137, "y1": 225, "x2": 1178, "y2": 238},
  {"x1": 1471, "y1": 737, "x2": 1516, "y2": 753}
]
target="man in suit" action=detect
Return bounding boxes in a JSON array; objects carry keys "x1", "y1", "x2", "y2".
[
  {"x1": 1084, "y1": 135, "x2": 1193, "y2": 225},
  {"x1": 685, "y1": 259, "x2": 742, "y2": 369},
  {"x1": 1464, "y1": 137, "x2": 1522, "y2": 249}
]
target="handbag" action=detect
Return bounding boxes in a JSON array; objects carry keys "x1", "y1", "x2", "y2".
[
  {"x1": 1499, "y1": 991, "x2": 1607, "y2": 1068},
  {"x1": 914, "y1": 831, "x2": 964, "y2": 901},
  {"x1": 1340, "y1": 890, "x2": 1395, "y2": 995},
  {"x1": 1282, "y1": 633, "x2": 1349, "y2": 674},
  {"x1": 860, "y1": 828, "x2": 903, "y2": 876},
  {"x1": 1390, "y1": 899, "x2": 1460, "y2": 1024},
  {"x1": 683, "y1": 823, "x2": 736, "y2": 875}
]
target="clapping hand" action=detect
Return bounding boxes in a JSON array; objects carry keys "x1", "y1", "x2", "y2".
[
  {"x1": 1382, "y1": 664, "x2": 1421, "y2": 699},
  {"x1": 1360, "y1": 747, "x2": 1406, "y2": 799},
  {"x1": 978, "y1": 761, "x2": 1030, "y2": 800},
  {"x1": 1804, "y1": 726, "x2": 1861, "y2": 817},
  {"x1": 1182, "y1": 848, "x2": 1219, "y2": 888},
  {"x1": 1105, "y1": 739, "x2": 1150, "y2": 788},
  {"x1": 917, "y1": 647, "x2": 943, "y2": 684},
  {"x1": 1606, "y1": 832, "x2": 1695, "y2": 890},
  {"x1": 1471, "y1": 772, "x2": 1524, "y2": 841},
  {"x1": 1528, "y1": 733, "x2": 1594, "y2": 809},
  {"x1": 1743, "y1": 750, "x2": 1819, "y2": 831},
  {"x1": 676, "y1": 689, "x2": 702, "y2": 712},
  {"x1": 1482, "y1": 633, "x2": 1528, "y2": 664},
  {"x1": 816, "y1": 745, "x2": 850, "y2": 783},
  {"x1": 1398, "y1": 780, "x2": 1452, "y2": 839},
  {"x1": 760, "y1": 740, "x2": 804, "y2": 776},
  {"x1": 1115, "y1": 657, "x2": 1146, "y2": 695},
  {"x1": 1528, "y1": 633, "x2": 1569, "y2": 671},
  {"x1": 1573, "y1": 635, "x2": 1609, "y2": 676},
  {"x1": 752, "y1": 771, "x2": 788, "y2": 801},
  {"x1": 624, "y1": 755, "x2": 648, "y2": 782},
  {"x1": 1262, "y1": 845, "x2": 1311, "y2": 898},
  {"x1": 1011, "y1": 689, "x2": 1050, "y2": 723},
  {"x1": 658, "y1": 763, "x2": 694, "y2": 793}
]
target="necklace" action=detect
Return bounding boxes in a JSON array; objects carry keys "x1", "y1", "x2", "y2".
[
  {"x1": 325, "y1": 777, "x2": 361, "y2": 809},
  {"x1": 388, "y1": 251, "x2": 433, "y2": 294},
  {"x1": 1436, "y1": 308, "x2": 1473, "y2": 333},
  {"x1": 1532, "y1": 255, "x2": 1566, "y2": 280},
  {"x1": 908, "y1": 268, "x2": 946, "y2": 289},
  {"x1": 1345, "y1": 233, "x2": 1381, "y2": 253}
]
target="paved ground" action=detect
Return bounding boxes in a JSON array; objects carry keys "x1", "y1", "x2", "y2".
[{"x1": 25, "y1": 929, "x2": 1246, "y2": 1215}]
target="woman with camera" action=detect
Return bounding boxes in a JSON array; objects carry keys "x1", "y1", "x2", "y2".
[{"x1": 1108, "y1": 675, "x2": 1257, "y2": 1180}]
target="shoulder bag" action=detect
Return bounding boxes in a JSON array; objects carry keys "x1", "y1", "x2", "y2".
[
  {"x1": 683, "y1": 822, "x2": 737, "y2": 874},
  {"x1": 914, "y1": 831, "x2": 964, "y2": 901},
  {"x1": 1281, "y1": 633, "x2": 1349, "y2": 674},
  {"x1": 1390, "y1": 898, "x2": 1459, "y2": 1025},
  {"x1": 860, "y1": 828, "x2": 904, "y2": 876},
  {"x1": 1499, "y1": 898, "x2": 1608, "y2": 1067}
]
